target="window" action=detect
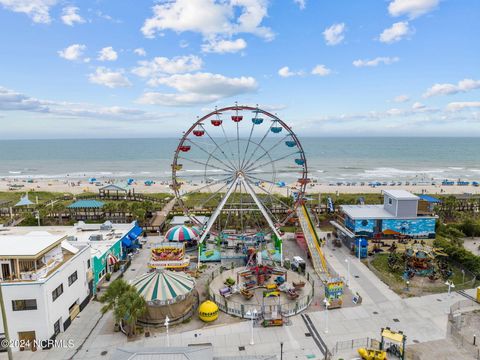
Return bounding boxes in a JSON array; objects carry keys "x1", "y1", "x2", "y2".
[
  {"x1": 68, "y1": 271, "x2": 78, "y2": 286},
  {"x1": 87, "y1": 259, "x2": 91, "y2": 269},
  {"x1": 388, "y1": 198, "x2": 393, "y2": 205},
  {"x1": 12, "y1": 299, "x2": 37, "y2": 311},
  {"x1": 52, "y1": 284, "x2": 64, "y2": 302},
  {"x1": 54, "y1": 319, "x2": 61, "y2": 336}
]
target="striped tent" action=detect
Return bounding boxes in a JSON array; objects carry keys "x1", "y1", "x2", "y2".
[
  {"x1": 165, "y1": 225, "x2": 199, "y2": 242},
  {"x1": 131, "y1": 270, "x2": 195, "y2": 305}
]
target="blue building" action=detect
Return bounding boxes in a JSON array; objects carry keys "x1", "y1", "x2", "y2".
[{"x1": 332, "y1": 190, "x2": 437, "y2": 242}]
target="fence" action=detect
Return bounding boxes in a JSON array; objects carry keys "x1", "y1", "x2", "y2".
[
  {"x1": 207, "y1": 267, "x2": 315, "y2": 319},
  {"x1": 331, "y1": 337, "x2": 379, "y2": 356},
  {"x1": 448, "y1": 299, "x2": 480, "y2": 360}
]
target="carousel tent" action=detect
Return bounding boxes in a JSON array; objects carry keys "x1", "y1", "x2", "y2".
[
  {"x1": 165, "y1": 225, "x2": 199, "y2": 242},
  {"x1": 131, "y1": 270, "x2": 196, "y2": 325}
]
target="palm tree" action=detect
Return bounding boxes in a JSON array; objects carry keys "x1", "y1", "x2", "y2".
[
  {"x1": 103, "y1": 202, "x2": 118, "y2": 218},
  {"x1": 52, "y1": 202, "x2": 66, "y2": 224},
  {"x1": 114, "y1": 288, "x2": 147, "y2": 336},
  {"x1": 117, "y1": 201, "x2": 130, "y2": 220},
  {"x1": 99, "y1": 279, "x2": 131, "y2": 321}
]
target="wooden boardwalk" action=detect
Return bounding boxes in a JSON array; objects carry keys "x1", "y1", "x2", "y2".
[{"x1": 148, "y1": 198, "x2": 177, "y2": 229}]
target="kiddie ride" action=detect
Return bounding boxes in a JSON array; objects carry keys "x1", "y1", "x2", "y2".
[
  {"x1": 387, "y1": 243, "x2": 451, "y2": 281},
  {"x1": 218, "y1": 248, "x2": 307, "y2": 326},
  {"x1": 358, "y1": 327, "x2": 407, "y2": 360}
]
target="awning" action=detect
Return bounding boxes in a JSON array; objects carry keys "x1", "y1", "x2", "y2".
[
  {"x1": 107, "y1": 253, "x2": 119, "y2": 265},
  {"x1": 122, "y1": 237, "x2": 133, "y2": 248},
  {"x1": 128, "y1": 225, "x2": 143, "y2": 240}
]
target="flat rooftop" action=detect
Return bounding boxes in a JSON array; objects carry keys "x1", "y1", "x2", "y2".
[
  {"x1": 341, "y1": 205, "x2": 395, "y2": 219},
  {"x1": 0, "y1": 222, "x2": 136, "y2": 259},
  {"x1": 383, "y1": 189, "x2": 419, "y2": 200},
  {"x1": 0, "y1": 232, "x2": 65, "y2": 257}
]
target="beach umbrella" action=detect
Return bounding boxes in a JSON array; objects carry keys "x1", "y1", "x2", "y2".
[
  {"x1": 131, "y1": 270, "x2": 195, "y2": 305},
  {"x1": 88, "y1": 177, "x2": 97, "y2": 183},
  {"x1": 165, "y1": 225, "x2": 199, "y2": 241}
]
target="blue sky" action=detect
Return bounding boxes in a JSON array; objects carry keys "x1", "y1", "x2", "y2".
[{"x1": 0, "y1": 0, "x2": 479, "y2": 139}]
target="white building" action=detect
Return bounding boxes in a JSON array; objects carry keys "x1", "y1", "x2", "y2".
[{"x1": 0, "y1": 231, "x2": 92, "y2": 352}]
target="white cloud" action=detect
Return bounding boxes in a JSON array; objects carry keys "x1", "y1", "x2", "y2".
[
  {"x1": 311, "y1": 64, "x2": 331, "y2": 76},
  {"x1": 379, "y1": 21, "x2": 412, "y2": 43},
  {"x1": 202, "y1": 38, "x2": 247, "y2": 54},
  {"x1": 61, "y1": 6, "x2": 85, "y2": 26},
  {"x1": 98, "y1": 46, "x2": 118, "y2": 61},
  {"x1": 388, "y1": 0, "x2": 439, "y2": 19},
  {"x1": 0, "y1": 0, "x2": 57, "y2": 24},
  {"x1": 141, "y1": 0, "x2": 273, "y2": 41},
  {"x1": 323, "y1": 23, "x2": 346, "y2": 46},
  {"x1": 132, "y1": 55, "x2": 203, "y2": 85},
  {"x1": 393, "y1": 95, "x2": 410, "y2": 103},
  {"x1": 278, "y1": 66, "x2": 302, "y2": 78},
  {"x1": 412, "y1": 102, "x2": 426, "y2": 110},
  {"x1": 293, "y1": 0, "x2": 306, "y2": 10},
  {"x1": 447, "y1": 102, "x2": 480, "y2": 111},
  {"x1": 353, "y1": 56, "x2": 399, "y2": 67},
  {"x1": 0, "y1": 86, "x2": 167, "y2": 122},
  {"x1": 58, "y1": 44, "x2": 87, "y2": 61},
  {"x1": 423, "y1": 79, "x2": 480, "y2": 98},
  {"x1": 137, "y1": 72, "x2": 257, "y2": 106},
  {"x1": 88, "y1": 67, "x2": 131, "y2": 88},
  {"x1": 134, "y1": 48, "x2": 146, "y2": 56},
  {"x1": 0, "y1": 86, "x2": 49, "y2": 112}
]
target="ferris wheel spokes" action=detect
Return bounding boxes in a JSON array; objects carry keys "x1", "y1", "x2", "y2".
[
  {"x1": 199, "y1": 123, "x2": 238, "y2": 171},
  {"x1": 245, "y1": 150, "x2": 301, "y2": 174},
  {"x1": 239, "y1": 119, "x2": 274, "y2": 173},
  {"x1": 176, "y1": 175, "x2": 233, "y2": 198},
  {"x1": 185, "y1": 137, "x2": 236, "y2": 172},
  {"x1": 178, "y1": 155, "x2": 232, "y2": 174},
  {"x1": 241, "y1": 133, "x2": 290, "y2": 172}
]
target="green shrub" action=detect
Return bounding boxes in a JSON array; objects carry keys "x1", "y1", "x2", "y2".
[{"x1": 434, "y1": 237, "x2": 480, "y2": 278}]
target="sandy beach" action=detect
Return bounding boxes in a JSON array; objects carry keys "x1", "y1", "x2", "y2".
[{"x1": 1, "y1": 177, "x2": 479, "y2": 196}]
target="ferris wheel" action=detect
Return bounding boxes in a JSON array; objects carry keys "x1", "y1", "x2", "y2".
[{"x1": 171, "y1": 104, "x2": 309, "y2": 245}]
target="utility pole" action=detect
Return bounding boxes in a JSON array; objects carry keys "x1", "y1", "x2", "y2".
[{"x1": 0, "y1": 283, "x2": 13, "y2": 359}]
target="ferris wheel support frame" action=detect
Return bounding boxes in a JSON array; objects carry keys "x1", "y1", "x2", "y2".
[{"x1": 197, "y1": 173, "x2": 284, "y2": 266}]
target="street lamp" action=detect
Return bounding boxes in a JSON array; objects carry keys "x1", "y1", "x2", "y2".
[
  {"x1": 164, "y1": 315, "x2": 170, "y2": 346},
  {"x1": 323, "y1": 298, "x2": 330, "y2": 333},
  {"x1": 246, "y1": 309, "x2": 257, "y2": 345},
  {"x1": 345, "y1": 258, "x2": 350, "y2": 287},
  {"x1": 445, "y1": 280, "x2": 455, "y2": 296}
]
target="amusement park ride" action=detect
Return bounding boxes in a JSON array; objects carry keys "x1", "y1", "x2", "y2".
[
  {"x1": 171, "y1": 104, "x2": 308, "y2": 265},
  {"x1": 171, "y1": 104, "x2": 344, "y2": 318}
]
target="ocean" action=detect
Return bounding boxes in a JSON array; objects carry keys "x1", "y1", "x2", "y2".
[{"x1": 0, "y1": 137, "x2": 479, "y2": 183}]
